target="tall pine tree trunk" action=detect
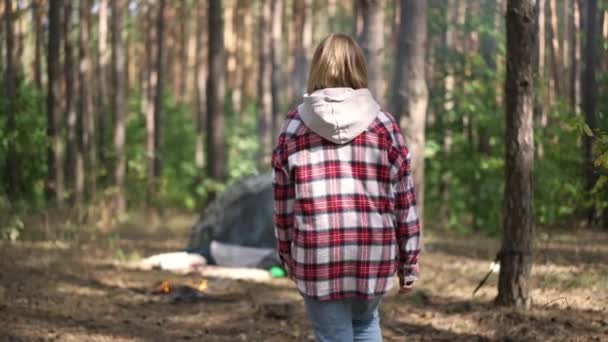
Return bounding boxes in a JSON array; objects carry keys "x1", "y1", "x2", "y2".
[
  {"x1": 535, "y1": 0, "x2": 545, "y2": 126},
  {"x1": 547, "y1": 0, "x2": 562, "y2": 101},
  {"x1": 359, "y1": 0, "x2": 385, "y2": 104},
  {"x1": 47, "y1": 0, "x2": 64, "y2": 206},
  {"x1": 64, "y1": 0, "x2": 79, "y2": 203},
  {"x1": 391, "y1": 0, "x2": 429, "y2": 223},
  {"x1": 570, "y1": 0, "x2": 581, "y2": 112},
  {"x1": 194, "y1": 0, "x2": 207, "y2": 172},
  {"x1": 153, "y1": 0, "x2": 165, "y2": 180},
  {"x1": 79, "y1": 0, "x2": 95, "y2": 200},
  {"x1": 32, "y1": 0, "x2": 43, "y2": 91},
  {"x1": 206, "y1": 0, "x2": 227, "y2": 186},
  {"x1": 97, "y1": 0, "x2": 109, "y2": 178},
  {"x1": 581, "y1": 0, "x2": 599, "y2": 225},
  {"x1": 293, "y1": 0, "x2": 313, "y2": 98},
  {"x1": 271, "y1": 0, "x2": 283, "y2": 143},
  {"x1": 258, "y1": 0, "x2": 273, "y2": 169},
  {"x1": 111, "y1": 0, "x2": 127, "y2": 214},
  {"x1": 4, "y1": 0, "x2": 18, "y2": 199},
  {"x1": 496, "y1": 0, "x2": 536, "y2": 309}
]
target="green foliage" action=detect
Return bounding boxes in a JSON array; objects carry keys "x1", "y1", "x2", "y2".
[
  {"x1": 226, "y1": 99, "x2": 261, "y2": 181},
  {"x1": 426, "y1": 5, "x2": 506, "y2": 234},
  {"x1": 0, "y1": 74, "x2": 47, "y2": 207}
]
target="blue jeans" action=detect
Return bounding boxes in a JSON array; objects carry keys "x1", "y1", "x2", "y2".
[{"x1": 302, "y1": 294, "x2": 383, "y2": 342}]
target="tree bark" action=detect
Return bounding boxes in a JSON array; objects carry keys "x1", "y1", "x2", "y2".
[
  {"x1": 97, "y1": 0, "x2": 109, "y2": 178},
  {"x1": 391, "y1": 0, "x2": 428, "y2": 224},
  {"x1": 547, "y1": 0, "x2": 562, "y2": 101},
  {"x1": 46, "y1": 0, "x2": 64, "y2": 206},
  {"x1": 271, "y1": 0, "x2": 283, "y2": 144},
  {"x1": 569, "y1": 0, "x2": 581, "y2": 113},
  {"x1": 142, "y1": 1, "x2": 155, "y2": 199},
  {"x1": 206, "y1": 0, "x2": 227, "y2": 183},
  {"x1": 177, "y1": 0, "x2": 188, "y2": 103},
  {"x1": 496, "y1": 0, "x2": 536, "y2": 308},
  {"x1": 581, "y1": 0, "x2": 599, "y2": 225},
  {"x1": 293, "y1": 0, "x2": 313, "y2": 98},
  {"x1": 535, "y1": 0, "x2": 545, "y2": 126},
  {"x1": 258, "y1": 0, "x2": 273, "y2": 169},
  {"x1": 359, "y1": 0, "x2": 385, "y2": 104},
  {"x1": 64, "y1": 0, "x2": 79, "y2": 204},
  {"x1": 79, "y1": 0, "x2": 94, "y2": 200},
  {"x1": 32, "y1": 0, "x2": 43, "y2": 91},
  {"x1": 153, "y1": 0, "x2": 166, "y2": 180},
  {"x1": 111, "y1": 0, "x2": 127, "y2": 214},
  {"x1": 194, "y1": 0, "x2": 207, "y2": 171},
  {"x1": 4, "y1": 0, "x2": 18, "y2": 199}
]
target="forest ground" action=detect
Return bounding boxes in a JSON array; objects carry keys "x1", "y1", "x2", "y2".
[{"x1": 0, "y1": 211, "x2": 607, "y2": 342}]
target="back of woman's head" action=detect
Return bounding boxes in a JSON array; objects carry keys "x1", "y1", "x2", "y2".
[{"x1": 307, "y1": 33, "x2": 368, "y2": 94}]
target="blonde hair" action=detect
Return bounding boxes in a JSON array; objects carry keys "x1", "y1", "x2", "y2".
[{"x1": 306, "y1": 33, "x2": 368, "y2": 94}]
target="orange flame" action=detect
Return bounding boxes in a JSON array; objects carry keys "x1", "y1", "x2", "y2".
[
  {"x1": 197, "y1": 279, "x2": 208, "y2": 292},
  {"x1": 159, "y1": 280, "x2": 171, "y2": 294}
]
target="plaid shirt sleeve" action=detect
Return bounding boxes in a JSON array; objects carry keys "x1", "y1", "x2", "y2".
[
  {"x1": 388, "y1": 122, "x2": 422, "y2": 285},
  {"x1": 271, "y1": 137, "x2": 295, "y2": 278}
]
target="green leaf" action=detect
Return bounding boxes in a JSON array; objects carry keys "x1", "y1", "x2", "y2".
[{"x1": 583, "y1": 124, "x2": 594, "y2": 137}]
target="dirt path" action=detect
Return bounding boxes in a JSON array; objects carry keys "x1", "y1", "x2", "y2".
[{"x1": 1, "y1": 213, "x2": 607, "y2": 341}]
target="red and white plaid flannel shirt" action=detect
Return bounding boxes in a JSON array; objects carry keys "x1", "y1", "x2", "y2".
[{"x1": 272, "y1": 109, "x2": 421, "y2": 300}]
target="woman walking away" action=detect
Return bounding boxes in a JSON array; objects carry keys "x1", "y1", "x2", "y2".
[{"x1": 272, "y1": 33, "x2": 422, "y2": 342}]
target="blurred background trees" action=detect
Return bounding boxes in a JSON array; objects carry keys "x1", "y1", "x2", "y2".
[{"x1": 0, "y1": 0, "x2": 607, "y2": 232}]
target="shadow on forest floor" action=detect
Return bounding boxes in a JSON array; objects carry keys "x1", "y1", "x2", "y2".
[{"x1": 0, "y1": 212, "x2": 607, "y2": 341}]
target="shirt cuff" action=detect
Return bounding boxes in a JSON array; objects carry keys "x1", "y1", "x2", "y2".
[{"x1": 397, "y1": 263, "x2": 420, "y2": 284}]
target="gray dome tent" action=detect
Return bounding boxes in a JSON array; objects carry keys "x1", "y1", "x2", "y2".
[{"x1": 187, "y1": 173, "x2": 280, "y2": 269}]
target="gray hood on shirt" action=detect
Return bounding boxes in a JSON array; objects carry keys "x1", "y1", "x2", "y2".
[{"x1": 297, "y1": 87, "x2": 381, "y2": 144}]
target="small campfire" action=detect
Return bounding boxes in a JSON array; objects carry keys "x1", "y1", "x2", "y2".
[
  {"x1": 153, "y1": 279, "x2": 208, "y2": 295},
  {"x1": 151, "y1": 279, "x2": 234, "y2": 304}
]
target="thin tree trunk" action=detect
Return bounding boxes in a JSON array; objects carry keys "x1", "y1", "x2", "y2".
[
  {"x1": 177, "y1": 0, "x2": 188, "y2": 103},
  {"x1": 258, "y1": 0, "x2": 273, "y2": 169},
  {"x1": 496, "y1": 0, "x2": 536, "y2": 309},
  {"x1": 185, "y1": 3, "x2": 197, "y2": 105},
  {"x1": 581, "y1": 0, "x2": 599, "y2": 225},
  {"x1": 285, "y1": 0, "x2": 295, "y2": 108},
  {"x1": 64, "y1": 0, "x2": 79, "y2": 203},
  {"x1": 4, "y1": 0, "x2": 18, "y2": 199},
  {"x1": 547, "y1": 0, "x2": 562, "y2": 101},
  {"x1": 439, "y1": 0, "x2": 458, "y2": 221},
  {"x1": 153, "y1": 0, "x2": 165, "y2": 180},
  {"x1": 0, "y1": 1, "x2": 4, "y2": 77},
  {"x1": 79, "y1": 0, "x2": 94, "y2": 200},
  {"x1": 142, "y1": 1, "x2": 154, "y2": 199},
  {"x1": 230, "y1": 0, "x2": 246, "y2": 114},
  {"x1": 14, "y1": 0, "x2": 23, "y2": 65},
  {"x1": 46, "y1": 0, "x2": 64, "y2": 206},
  {"x1": 97, "y1": 0, "x2": 109, "y2": 179},
  {"x1": 359, "y1": 0, "x2": 385, "y2": 104},
  {"x1": 534, "y1": 0, "x2": 545, "y2": 159},
  {"x1": 570, "y1": 0, "x2": 580, "y2": 112},
  {"x1": 32, "y1": 0, "x2": 43, "y2": 91},
  {"x1": 536, "y1": 0, "x2": 545, "y2": 119},
  {"x1": 562, "y1": 0, "x2": 570, "y2": 99},
  {"x1": 271, "y1": 0, "x2": 283, "y2": 143},
  {"x1": 294, "y1": 0, "x2": 313, "y2": 98},
  {"x1": 111, "y1": 0, "x2": 127, "y2": 214},
  {"x1": 194, "y1": 0, "x2": 207, "y2": 171},
  {"x1": 391, "y1": 0, "x2": 429, "y2": 224},
  {"x1": 207, "y1": 0, "x2": 227, "y2": 184}
]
